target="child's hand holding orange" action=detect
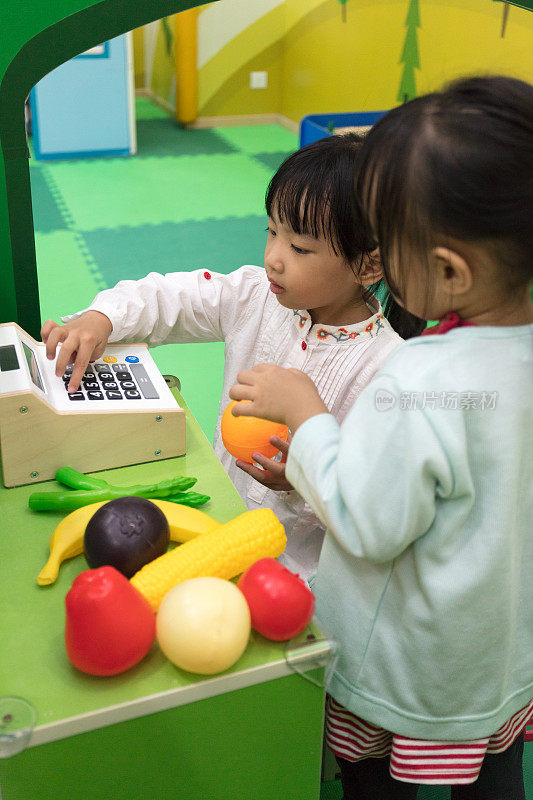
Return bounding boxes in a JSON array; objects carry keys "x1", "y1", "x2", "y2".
[
  {"x1": 230, "y1": 364, "x2": 328, "y2": 434},
  {"x1": 235, "y1": 434, "x2": 294, "y2": 492}
]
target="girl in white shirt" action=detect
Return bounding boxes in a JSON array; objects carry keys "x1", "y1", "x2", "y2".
[{"x1": 41, "y1": 133, "x2": 424, "y2": 578}]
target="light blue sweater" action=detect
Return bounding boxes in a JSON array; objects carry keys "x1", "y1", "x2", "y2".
[{"x1": 286, "y1": 324, "x2": 533, "y2": 740}]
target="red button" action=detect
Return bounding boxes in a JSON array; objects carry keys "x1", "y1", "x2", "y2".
[
  {"x1": 301, "y1": 341, "x2": 307, "y2": 351},
  {"x1": 204, "y1": 271, "x2": 211, "y2": 280}
]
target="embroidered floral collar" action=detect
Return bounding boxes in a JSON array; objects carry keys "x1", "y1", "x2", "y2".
[{"x1": 292, "y1": 301, "x2": 387, "y2": 344}]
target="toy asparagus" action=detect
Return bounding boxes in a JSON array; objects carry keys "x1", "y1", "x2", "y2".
[{"x1": 28, "y1": 467, "x2": 210, "y2": 511}]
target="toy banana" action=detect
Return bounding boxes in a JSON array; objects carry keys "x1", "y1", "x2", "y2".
[{"x1": 36, "y1": 500, "x2": 221, "y2": 586}]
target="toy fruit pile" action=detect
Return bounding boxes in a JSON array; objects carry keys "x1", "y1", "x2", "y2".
[
  {"x1": 32, "y1": 467, "x2": 214, "y2": 585},
  {"x1": 33, "y1": 471, "x2": 315, "y2": 677}
]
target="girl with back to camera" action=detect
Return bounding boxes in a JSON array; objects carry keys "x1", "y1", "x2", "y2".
[
  {"x1": 41, "y1": 133, "x2": 422, "y2": 579},
  {"x1": 230, "y1": 75, "x2": 533, "y2": 798}
]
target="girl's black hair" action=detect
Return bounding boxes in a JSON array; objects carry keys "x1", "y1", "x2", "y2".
[
  {"x1": 265, "y1": 133, "x2": 425, "y2": 339},
  {"x1": 355, "y1": 75, "x2": 533, "y2": 312}
]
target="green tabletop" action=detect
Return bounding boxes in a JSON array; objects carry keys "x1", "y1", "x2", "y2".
[{"x1": 0, "y1": 390, "x2": 329, "y2": 748}]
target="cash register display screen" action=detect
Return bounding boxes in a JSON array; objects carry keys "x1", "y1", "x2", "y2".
[
  {"x1": 0, "y1": 345, "x2": 19, "y2": 372},
  {"x1": 22, "y1": 342, "x2": 45, "y2": 391}
]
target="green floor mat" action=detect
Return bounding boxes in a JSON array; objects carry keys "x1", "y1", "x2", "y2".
[
  {"x1": 43, "y1": 153, "x2": 274, "y2": 230},
  {"x1": 136, "y1": 119, "x2": 239, "y2": 158},
  {"x1": 36, "y1": 230, "x2": 104, "y2": 315},
  {"x1": 215, "y1": 123, "x2": 297, "y2": 154},
  {"x1": 320, "y1": 779, "x2": 343, "y2": 800},
  {"x1": 30, "y1": 166, "x2": 69, "y2": 233},
  {"x1": 81, "y1": 215, "x2": 268, "y2": 286},
  {"x1": 253, "y1": 150, "x2": 294, "y2": 172},
  {"x1": 134, "y1": 96, "x2": 170, "y2": 120}
]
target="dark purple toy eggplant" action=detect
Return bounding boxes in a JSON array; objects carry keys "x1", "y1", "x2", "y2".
[{"x1": 84, "y1": 497, "x2": 170, "y2": 578}]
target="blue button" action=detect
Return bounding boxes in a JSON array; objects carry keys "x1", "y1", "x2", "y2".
[{"x1": 125, "y1": 355, "x2": 139, "y2": 363}]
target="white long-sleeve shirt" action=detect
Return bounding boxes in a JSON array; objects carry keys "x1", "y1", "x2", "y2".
[{"x1": 64, "y1": 264, "x2": 402, "y2": 577}]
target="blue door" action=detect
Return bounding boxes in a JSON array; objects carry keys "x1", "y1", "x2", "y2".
[{"x1": 30, "y1": 33, "x2": 136, "y2": 160}]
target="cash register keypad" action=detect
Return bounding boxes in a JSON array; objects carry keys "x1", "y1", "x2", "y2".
[{"x1": 64, "y1": 361, "x2": 157, "y2": 402}]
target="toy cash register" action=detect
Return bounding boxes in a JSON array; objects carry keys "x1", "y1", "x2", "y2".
[{"x1": 0, "y1": 323, "x2": 185, "y2": 487}]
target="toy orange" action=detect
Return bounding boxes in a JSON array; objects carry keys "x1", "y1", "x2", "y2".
[{"x1": 221, "y1": 401, "x2": 288, "y2": 464}]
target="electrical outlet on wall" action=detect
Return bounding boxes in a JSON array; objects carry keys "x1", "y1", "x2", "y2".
[{"x1": 250, "y1": 71, "x2": 268, "y2": 89}]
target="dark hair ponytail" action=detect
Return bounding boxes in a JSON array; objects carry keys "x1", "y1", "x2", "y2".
[
  {"x1": 382, "y1": 292, "x2": 426, "y2": 339},
  {"x1": 365, "y1": 280, "x2": 426, "y2": 339}
]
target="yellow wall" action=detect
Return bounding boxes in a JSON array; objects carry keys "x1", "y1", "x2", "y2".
[
  {"x1": 200, "y1": 40, "x2": 284, "y2": 116},
  {"x1": 150, "y1": 17, "x2": 175, "y2": 103},
  {"x1": 279, "y1": 0, "x2": 533, "y2": 117},
  {"x1": 134, "y1": 15, "x2": 179, "y2": 107},
  {"x1": 417, "y1": 0, "x2": 533, "y2": 92},
  {"x1": 198, "y1": 0, "x2": 533, "y2": 121},
  {"x1": 132, "y1": 27, "x2": 145, "y2": 89},
  {"x1": 198, "y1": 2, "x2": 285, "y2": 115},
  {"x1": 281, "y1": 0, "x2": 407, "y2": 116},
  {"x1": 137, "y1": 0, "x2": 533, "y2": 123}
]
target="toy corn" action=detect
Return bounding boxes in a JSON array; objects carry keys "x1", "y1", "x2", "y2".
[{"x1": 130, "y1": 508, "x2": 286, "y2": 611}]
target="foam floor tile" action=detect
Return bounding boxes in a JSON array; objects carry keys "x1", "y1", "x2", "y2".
[
  {"x1": 319, "y1": 780, "x2": 343, "y2": 800},
  {"x1": 134, "y1": 96, "x2": 170, "y2": 121},
  {"x1": 46, "y1": 153, "x2": 273, "y2": 230},
  {"x1": 82, "y1": 216, "x2": 268, "y2": 286},
  {"x1": 35, "y1": 230, "x2": 105, "y2": 321},
  {"x1": 136, "y1": 119, "x2": 238, "y2": 158},
  {"x1": 214, "y1": 125, "x2": 297, "y2": 154},
  {"x1": 30, "y1": 167, "x2": 69, "y2": 234},
  {"x1": 252, "y1": 151, "x2": 294, "y2": 173}
]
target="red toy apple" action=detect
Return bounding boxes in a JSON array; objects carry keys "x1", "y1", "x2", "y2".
[
  {"x1": 237, "y1": 558, "x2": 315, "y2": 641},
  {"x1": 65, "y1": 566, "x2": 156, "y2": 676}
]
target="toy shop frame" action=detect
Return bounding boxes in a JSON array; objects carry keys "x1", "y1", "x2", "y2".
[
  {"x1": 1, "y1": 0, "x2": 531, "y2": 339},
  {"x1": 0, "y1": 0, "x2": 203, "y2": 339}
]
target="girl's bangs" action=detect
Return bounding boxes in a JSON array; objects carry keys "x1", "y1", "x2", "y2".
[{"x1": 269, "y1": 179, "x2": 339, "y2": 254}]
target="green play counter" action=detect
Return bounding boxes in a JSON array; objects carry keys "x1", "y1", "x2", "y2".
[{"x1": 0, "y1": 392, "x2": 329, "y2": 800}]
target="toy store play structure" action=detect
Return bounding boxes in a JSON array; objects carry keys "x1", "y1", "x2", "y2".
[
  {"x1": 0, "y1": 0, "x2": 531, "y2": 339},
  {"x1": 0, "y1": 0, "x2": 204, "y2": 339}
]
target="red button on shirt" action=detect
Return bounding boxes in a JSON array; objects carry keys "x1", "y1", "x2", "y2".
[
  {"x1": 204, "y1": 271, "x2": 211, "y2": 280},
  {"x1": 301, "y1": 341, "x2": 307, "y2": 351}
]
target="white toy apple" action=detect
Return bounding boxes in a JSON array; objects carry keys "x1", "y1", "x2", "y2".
[{"x1": 156, "y1": 577, "x2": 251, "y2": 674}]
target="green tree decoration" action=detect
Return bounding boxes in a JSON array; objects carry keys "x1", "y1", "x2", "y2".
[
  {"x1": 497, "y1": 0, "x2": 533, "y2": 35},
  {"x1": 161, "y1": 16, "x2": 173, "y2": 55},
  {"x1": 338, "y1": 0, "x2": 349, "y2": 22},
  {"x1": 493, "y1": 0, "x2": 533, "y2": 9},
  {"x1": 500, "y1": 3, "x2": 510, "y2": 36},
  {"x1": 397, "y1": 0, "x2": 421, "y2": 103}
]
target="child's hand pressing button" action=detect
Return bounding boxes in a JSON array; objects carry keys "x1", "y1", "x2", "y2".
[{"x1": 41, "y1": 311, "x2": 113, "y2": 393}]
